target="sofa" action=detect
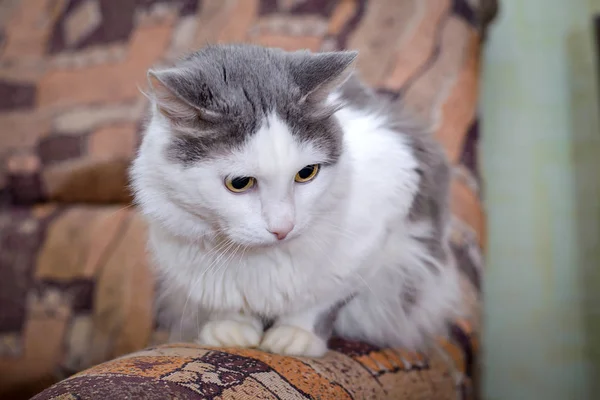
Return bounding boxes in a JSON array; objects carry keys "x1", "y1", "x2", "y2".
[{"x1": 0, "y1": 0, "x2": 496, "y2": 398}]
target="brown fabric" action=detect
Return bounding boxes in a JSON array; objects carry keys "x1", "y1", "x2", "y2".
[
  {"x1": 0, "y1": 205, "x2": 155, "y2": 399},
  {"x1": 31, "y1": 339, "x2": 475, "y2": 400},
  {"x1": 0, "y1": 0, "x2": 494, "y2": 398}
]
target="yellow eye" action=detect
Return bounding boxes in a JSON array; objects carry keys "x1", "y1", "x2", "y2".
[
  {"x1": 295, "y1": 164, "x2": 320, "y2": 183},
  {"x1": 225, "y1": 176, "x2": 255, "y2": 193}
]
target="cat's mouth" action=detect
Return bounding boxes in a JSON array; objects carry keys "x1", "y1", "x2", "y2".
[
  {"x1": 249, "y1": 233, "x2": 299, "y2": 249},
  {"x1": 218, "y1": 225, "x2": 300, "y2": 249},
  {"x1": 255, "y1": 237, "x2": 291, "y2": 248}
]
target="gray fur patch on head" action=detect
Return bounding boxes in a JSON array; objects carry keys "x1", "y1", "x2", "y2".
[{"x1": 147, "y1": 44, "x2": 357, "y2": 165}]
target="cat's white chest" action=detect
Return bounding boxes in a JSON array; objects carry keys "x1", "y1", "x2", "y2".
[{"x1": 150, "y1": 227, "x2": 345, "y2": 317}]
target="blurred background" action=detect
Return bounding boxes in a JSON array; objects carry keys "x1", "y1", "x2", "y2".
[
  {"x1": 0, "y1": 0, "x2": 598, "y2": 399},
  {"x1": 482, "y1": 1, "x2": 600, "y2": 398}
]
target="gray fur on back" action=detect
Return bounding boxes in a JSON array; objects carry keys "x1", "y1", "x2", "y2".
[{"x1": 338, "y1": 73, "x2": 452, "y2": 272}]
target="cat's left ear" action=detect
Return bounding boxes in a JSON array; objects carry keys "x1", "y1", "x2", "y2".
[
  {"x1": 146, "y1": 68, "x2": 221, "y2": 125},
  {"x1": 288, "y1": 50, "x2": 358, "y2": 104}
]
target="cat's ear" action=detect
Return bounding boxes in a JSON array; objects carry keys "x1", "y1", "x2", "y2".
[
  {"x1": 146, "y1": 69, "x2": 221, "y2": 124},
  {"x1": 288, "y1": 51, "x2": 358, "y2": 104}
]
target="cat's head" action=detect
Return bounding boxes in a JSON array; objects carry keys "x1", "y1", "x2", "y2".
[{"x1": 132, "y1": 44, "x2": 357, "y2": 246}]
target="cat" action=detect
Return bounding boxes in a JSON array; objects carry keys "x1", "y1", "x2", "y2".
[{"x1": 130, "y1": 44, "x2": 462, "y2": 358}]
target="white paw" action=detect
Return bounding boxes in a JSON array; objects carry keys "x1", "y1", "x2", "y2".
[
  {"x1": 197, "y1": 319, "x2": 262, "y2": 348},
  {"x1": 260, "y1": 325, "x2": 328, "y2": 357}
]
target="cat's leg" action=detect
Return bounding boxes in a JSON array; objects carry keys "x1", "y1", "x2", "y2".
[
  {"x1": 197, "y1": 311, "x2": 263, "y2": 348},
  {"x1": 260, "y1": 300, "x2": 346, "y2": 357}
]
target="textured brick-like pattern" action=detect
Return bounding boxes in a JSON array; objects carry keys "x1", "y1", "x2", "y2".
[{"x1": 0, "y1": 0, "x2": 496, "y2": 399}]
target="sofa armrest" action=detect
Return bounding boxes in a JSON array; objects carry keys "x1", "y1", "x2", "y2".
[{"x1": 32, "y1": 332, "x2": 476, "y2": 400}]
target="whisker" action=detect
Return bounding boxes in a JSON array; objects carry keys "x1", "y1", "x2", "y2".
[
  {"x1": 355, "y1": 272, "x2": 375, "y2": 296},
  {"x1": 178, "y1": 238, "x2": 233, "y2": 337},
  {"x1": 206, "y1": 240, "x2": 237, "y2": 276},
  {"x1": 103, "y1": 203, "x2": 134, "y2": 220},
  {"x1": 237, "y1": 244, "x2": 248, "y2": 273},
  {"x1": 212, "y1": 242, "x2": 243, "y2": 278}
]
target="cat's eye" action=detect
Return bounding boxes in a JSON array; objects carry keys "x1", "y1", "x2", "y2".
[
  {"x1": 295, "y1": 164, "x2": 320, "y2": 183},
  {"x1": 225, "y1": 176, "x2": 256, "y2": 193}
]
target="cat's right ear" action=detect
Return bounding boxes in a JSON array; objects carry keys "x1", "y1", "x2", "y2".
[
  {"x1": 288, "y1": 51, "x2": 358, "y2": 105},
  {"x1": 146, "y1": 69, "x2": 221, "y2": 124}
]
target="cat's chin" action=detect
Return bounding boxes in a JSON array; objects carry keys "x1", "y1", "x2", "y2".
[
  {"x1": 231, "y1": 234, "x2": 299, "y2": 250},
  {"x1": 257, "y1": 239, "x2": 290, "y2": 248}
]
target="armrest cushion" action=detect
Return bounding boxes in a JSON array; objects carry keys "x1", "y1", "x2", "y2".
[{"x1": 32, "y1": 330, "x2": 476, "y2": 400}]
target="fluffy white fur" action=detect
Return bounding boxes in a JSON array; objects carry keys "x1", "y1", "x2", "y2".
[{"x1": 131, "y1": 94, "x2": 461, "y2": 357}]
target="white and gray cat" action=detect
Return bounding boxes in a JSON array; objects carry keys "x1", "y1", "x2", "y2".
[{"x1": 130, "y1": 44, "x2": 462, "y2": 357}]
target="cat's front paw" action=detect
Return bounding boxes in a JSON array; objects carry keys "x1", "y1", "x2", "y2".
[
  {"x1": 260, "y1": 325, "x2": 328, "y2": 357},
  {"x1": 197, "y1": 319, "x2": 262, "y2": 348}
]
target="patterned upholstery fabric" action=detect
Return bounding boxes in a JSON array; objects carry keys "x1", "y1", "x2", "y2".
[
  {"x1": 31, "y1": 340, "x2": 476, "y2": 400},
  {"x1": 0, "y1": 0, "x2": 495, "y2": 399}
]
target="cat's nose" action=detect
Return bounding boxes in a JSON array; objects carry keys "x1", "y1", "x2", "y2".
[{"x1": 268, "y1": 223, "x2": 294, "y2": 240}]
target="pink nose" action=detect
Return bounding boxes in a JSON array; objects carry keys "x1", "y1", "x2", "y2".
[{"x1": 269, "y1": 224, "x2": 294, "y2": 240}]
